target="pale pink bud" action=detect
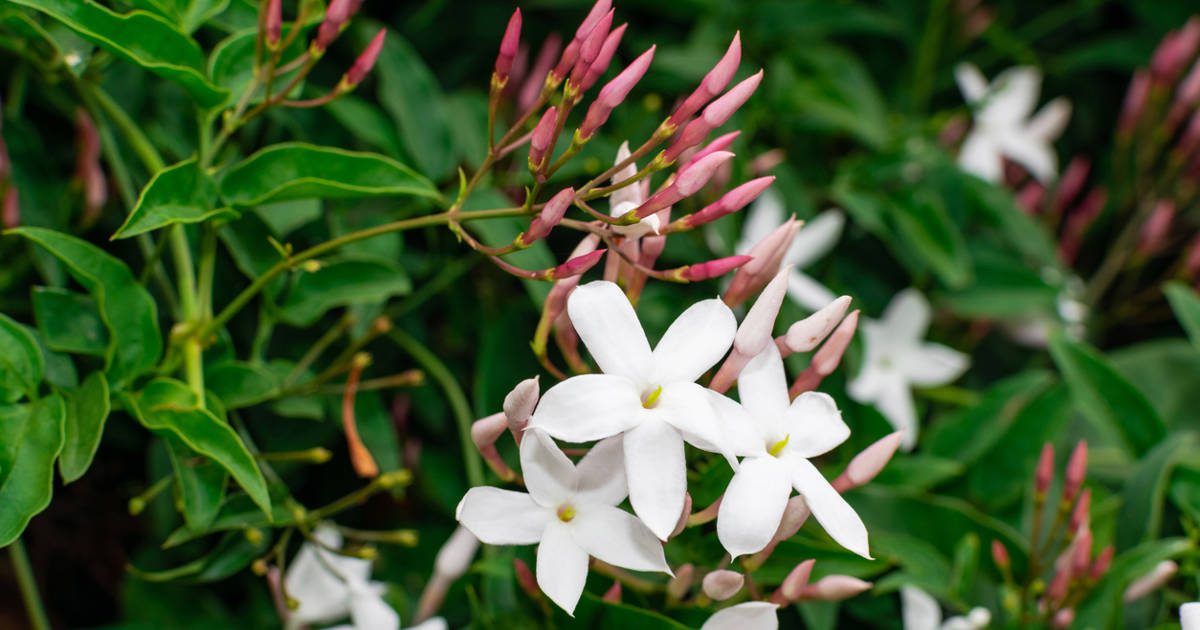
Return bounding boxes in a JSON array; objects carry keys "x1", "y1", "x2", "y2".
[
  {"x1": 574, "y1": 0, "x2": 613, "y2": 41},
  {"x1": 434, "y1": 527, "x2": 479, "y2": 580},
  {"x1": 470, "y1": 412, "x2": 514, "y2": 480},
  {"x1": 991, "y1": 540, "x2": 1011, "y2": 570},
  {"x1": 678, "y1": 255, "x2": 752, "y2": 282},
  {"x1": 663, "y1": 70, "x2": 763, "y2": 162},
  {"x1": 670, "y1": 493, "x2": 692, "y2": 539},
  {"x1": 1118, "y1": 71, "x2": 1151, "y2": 138},
  {"x1": 544, "y1": 235, "x2": 600, "y2": 320},
  {"x1": 1070, "y1": 487, "x2": 1092, "y2": 532},
  {"x1": 667, "y1": 563, "x2": 694, "y2": 600},
  {"x1": 578, "y1": 23, "x2": 627, "y2": 92},
  {"x1": 550, "y1": 0, "x2": 613, "y2": 82},
  {"x1": 578, "y1": 46, "x2": 656, "y2": 139},
  {"x1": 528, "y1": 106, "x2": 558, "y2": 169},
  {"x1": 811, "y1": 310, "x2": 858, "y2": 376},
  {"x1": 1072, "y1": 528, "x2": 1093, "y2": 576},
  {"x1": 724, "y1": 217, "x2": 799, "y2": 306},
  {"x1": 343, "y1": 29, "x2": 386, "y2": 87},
  {"x1": 502, "y1": 377, "x2": 539, "y2": 440},
  {"x1": 1051, "y1": 157, "x2": 1091, "y2": 214},
  {"x1": 782, "y1": 295, "x2": 852, "y2": 353},
  {"x1": 1180, "y1": 111, "x2": 1200, "y2": 159},
  {"x1": 803, "y1": 575, "x2": 872, "y2": 601},
  {"x1": 1046, "y1": 566, "x2": 1070, "y2": 604},
  {"x1": 670, "y1": 32, "x2": 742, "y2": 125},
  {"x1": 1171, "y1": 59, "x2": 1200, "y2": 127},
  {"x1": 548, "y1": 249, "x2": 606, "y2": 280},
  {"x1": 1090, "y1": 545, "x2": 1114, "y2": 581},
  {"x1": 636, "y1": 150, "x2": 733, "y2": 217},
  {"x1": 751, "y1": 148, "x2": 786, "y2": 174},
  {"x1": 602, "y1": 581, "x2": 622, "y2": 602},
  {"x1": 74, "y1": 109, "x2": 106, "y2": 224},
  {"x1": 679, "y1": 176, "x2": 772, "y2": 229},
  {"x1": 1035, "y1": 443, "x2": 1055, "y2": 494},
  {"x1": 1151, "y1": 18, "x2": 1200, "y2": 84},
  {"x1": 834, "y1": 430, "x2": 903, "y2": 491},
  {"x1": 521, "y1": 34, "x2": 563, "y2": 110},
  {"x1": 1123, "y1": 560, "x2": 1178, "y2": 602},
  {"x1": 569, "y1": 9, "x2": 613, "y2": 87},
  {"x1": 702, "y1": 570, "x2": 744, "y2": 601},
  {"x1": 265, "y1": 0, "x2": 282, "y2": 47},
  {"x1": 1053, "y1": 608, "x2": 1075, "y2": 629},
  {"x1": 521, "y1": 187, "x2": 575, "y2": 246},
  {"x1": 776, "y1": 496, "x2": 811, "y2": 540},
  {"x1": 314, "y1": 0, "x2": 359, "y2": 52},
  {"x1": 494, "y1": 8, "x2": 523, "y2": 82},
  {"x1": 775, "y1": 559, "x2": 815, "y2": 603},
  {"x1": 684, "y1": 131, "x2": 742, "y2": 168},
  {"x1": 1063, "y1": 440, "x2": 1088, "y2": 503},
  {"x1": 735, "y1": 266, "x2": 791, "y2": 355}
]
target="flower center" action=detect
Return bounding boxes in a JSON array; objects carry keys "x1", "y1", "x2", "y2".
[
  {"x1": 641, "y1": 384, "x2": 663, "y2": 409},
  {"x1": 878, "y1": 356, "x2": 894, "y2": 370},
  {"x1": 767, "y1": 434, "x2": 790, "y2": 457},
  {"x1": 556, "y1": 504, "x2": 576, "y2": 522}
]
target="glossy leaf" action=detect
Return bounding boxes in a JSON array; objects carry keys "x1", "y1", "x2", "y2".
[
  {"x1": 165, "y1": 435, "x2": 227, "y2": 531},
  {"x1": 124, "y1": 378, "x2": 270, "y2": 518},
  {"x1": 1165, "y1": 281, "x2": 1200, "y2": 350},
  {"x1": 279, "y1": 259, "x2": 412, "y2": 327},
  {"x1": 371, "y1": 28, "x2": 457, "y2": 180},
  {"x1": 205, "y1": 361, "x2": 279, "y2": 409},
  {"x1": 163, "y1": 492, "x2": 296, "y2": 548},
  {"x1": 891, "y1": 190, "x2": 972, "y2": 289},
  {"x1": 10, "y1": 227, "x2": 162, "y2": 387},
  {"x1": 1073, "y1": 538, "x2": 1193, "y2": 629},
  {"x1": 925, "y1": 370, "x2": 1055, "y2": 465},
  {"x1": 1049, "y1": 332, "x2": 1167, "y2": 456},
  {"x1": 0, "y1": 395, "x2": 66, "y2": 546},
  {"x1": 1116, "y1": 433, "x2": 1196, "y2": 549},
  {"x1": 32, "y1": 287, "x2": 109, "y2": 357},
  {"x1": 9, "y1": 0, "x2": 227, "y2": 106},
  {"x1": 59, "y1": 371, "x2": 110, "y2": 483},
  {"x1": 218, "y1": 142, "x2": 440, "y2": 207},
  {"x1": 1112, "y1": 339, "x2": 1200, "y2": 427},
  {"x1": 113, "y1": 158, "x2": 233, "y2": 239},
  {"x1": 0, "y1": 313, "x2": 44, "y2": 401},
  {"x1": 207, "y1": 26, "x2": 306, "y2": 105},
  {"x1": 130, "y1": 0, "x2": 229, "y2": 34}
]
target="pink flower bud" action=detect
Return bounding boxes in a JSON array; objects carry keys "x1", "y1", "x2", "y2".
[
  {"x1": 803, "y1": 575, "x2": 872, "y2": 601},
  {"x1": 702, "y1": 570, "x2": 744, "y2": 601},
  {"x1": 834, "y1": 430, "x2": 903, "y2": 491},
  {"x1": 574, "y1": 0, "x2": 613, "y2": 41},
  {"x1": 520, "y1": 34, "x2": 562, "y2": 111},
  {"x1": 514, "y1": 558, "x2": 541, "y2": 599},
  {"x1": 774, "y1": 559, "x2": 815, "y2": 603},
  {"x1": 433, "y1": 527, "x2": 479, "y2": 580},
  {"x1": 578, "y1": 23, "x2": 627, "y2": 92},
  {"x1": 679, "y1": 176, "x2": 773, "y2": 229},
  {"x1": 667, "y1": 563, "x2": 694, "y2": 600},
  {"x1": 1072, "y1": 528, "x2": 1093, "y2": 576},
  {"x1": 992, "y1": 540, "x2": 1011, "y2": 570},
  {"x1": 811, "y1": 310, "x2": 858, "y2": 377},
  {"x1": 636, "y1": 150, "x2": 733, "y2": 217},
  {"x1": 1035, "y1": 443, "x2": 1055, "y2": 495},
  {"x1": 502, "y1": 377, "x2": 539, "y2": 440},
  {"x1": 1171, "y1": 59, "x2": 1200, "y2": 128},
  {"x1": 602, "y1": 581, "x2": 621, "y2": 602},
  {"x1": 1059, "y1": 188, "x2": 1107, "y2": 264},
  {"x1": 1017, "y1": 181, "x2": 1045, "y2": 214},
  {"x1": 669, "y1": 493, "x2": 693, "y2": 539},
  {"x1": 1053, "y1": 608, "x2": 1075, "y2": 629},
  {"x1": 1070, "y1": 487, "x2": 1092, "y2": 532},
  {"x1": 74, "y1": 109, "x2": 106, "y2": 225},
  {"x1": 343, "y1": 29, "x2": 386, "y2": 87},
  {"x1": 3, "y1": 186, "x2": 18, "y2": 229},
  {"x1": 724, "y1": 217, "x2": 799, "y2": 306},
  {"x1": 1051, "y1": 157, "x2": 1091, "y2": 214},
  {"x1": 663, "y1": 70, "x2": 763, "y2": 163},
  {"x1": 569, "y1": 9, "x2": 613, "y2": 87},
  {"x1": 550, "y1": 0, "x2": 612, "y2": 82},
  {"x1": 521, "y1": 187, "x2": 575, "y2": 246},
  {"x1": 578, "y1": 46, "x2": 656, "y2": 139},
  {"x1": 1046, "y1": 566, "x2": 1070, "y2": 604},
  {"x1": 1090, "y1": 545, "x2": 1114, "y2": 581},
  {"x1": 1063, "y1": 440, "x2": 1088, "y2": 503},
  {"x1": 782, "y1": 295, "x2": 852, "y2": 353},
  {"x1": 471, "y1": 412, "x2": 515, "y2": 480},
  {"x1": 677, "y1": 255, "x2": 752, "y2": 282},
  {"x1": 1118, "y1": 70, "x2": 1151, "y2": 138},
  {"x1": 528, "y1": 106, "x2": 558, "y2": 170},
  {"x1": 683, "y1": 131, "x2": 742, "y2": 168},
  {"x1": 314, "y1": 0, "x2": 359, "y2": 52},
  {"x1": 1123, "y1": 560, "x2": 1178, "y2": 602},
  {"x1": 494, "y1": 8, "x2": 523, "y2": 82},
  {"x1": 548, "y1": 248, "x2": 606, "y2": 280},
  {"x1": 1151, "y1": 18, "x2": 1200, "y2": 84},
  {"x1": 1186, "y1": 235, "x2": 1200, "y2": 278},
  {"x1": 735, "y1": 266, "x2": 790, "y2": 355},
  {"x1": 777, "y1": 496, "x2": 811, "y2": 540},
  {"x1": 265, "y1": 0, "x2": 282, "y2": 47},
  {"x1": 669, "y1": 32, "x2": 742, "y2": 125}
]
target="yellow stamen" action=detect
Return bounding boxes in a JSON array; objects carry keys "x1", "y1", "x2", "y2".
[
  {"x1": 557, "y1": 505, "x2": 576, "y2": 522},
  {"x1": 768, "y1": 435, "x2": 791, "y2": 457},
  {"x1": 642, "y1": 385, "x2": 663, "y2": 409}
]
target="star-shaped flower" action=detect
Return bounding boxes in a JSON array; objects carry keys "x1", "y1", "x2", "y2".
[
  {"x1": 736, "y1": 189, "x2": 845, "y2": 311},
  {"x1": 456, "y1": 430, "x2": 669, "y2": 615},
  {"x1": 530, "y1": 280, "x2": 738, "y2": 539},
  {"x1": 847, "y1": 289, "x2": 969, "y2": 450},
  {"x1": 901, "y1": 586, "x2": 991, "y2": 630},
  {"x1": 955, "y1": 63, "x2": 1071, "y2": 183},
  {"x1": 701, "y1": 602, "x2": 780, "y2": 630},
  {"x1": 713, "y1": 343, "x2": 870, "y2": 559}
]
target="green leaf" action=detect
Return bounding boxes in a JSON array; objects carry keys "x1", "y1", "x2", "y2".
[
  {"x1": 1165, "y1": 281, "x2": 1200, "y2": 350},
  {"x1": 1074, "y1": 538, "x2": 1193, "y2": 629},
  {"x1": 466, "y1": 189, "x2": 553, "y2": 304},
  {"x1": 1049, "y1": 333, "x2": 1167, "y2": 456},
  {"x1": 163, "y1": 492, "x2": 296, "y2": 548},
  {"x1": 31, "y1": 287, "x2": 109, "y2": 357},
  {"x1": 218, "y1": 143, "x2": 440, "y2": 207},
  {"x1": 371, "y1": 28, "x2": 456, "y2": 180},
  {"x1": 130, "y1": 529, "x2": 271, "y2": 583},
  {"x1": 59, "y1": 371, "x2": 110, "y2": 483},
  {"x1": 279, "y1": 259, "x2": 412, "y2": 327},
  {"x1": 204, "y1": 361, "x2": 279, "y2": 409},
  {"x1": 925, "y1": 370, "x2": 1055, "y2": 466},
  {"x1": 564, "y1": 593, "x2": 692, "y2": 630},
  {"x1": 1116, "y1": 433, "x2": 1197, "y2": 549},
  {"x1": 0, "y1": 313, "x2": 44, "y2": 401},
  {"x1": 113, "y1": 158, "x2": 233, "y2": 239},
  {"x1": 165, "y1": 435, "x2": 227, "y2": 531},
  {"x1": 1111, "y1": 339, "x2": 1200, "y2": 427},
  {"x1": 9, "y1": 0, "x2": 227, "y2": 107},
  {"x1": 124, "y1": 378, "x2": 270, "y2": 518},
  {"x1": 0, "y1": 395, "x2": 66, "y2": 546},
  {"x1": 130, "y1": 0, "x2": 229, "y2": 34},
  {"x1": 325, "y1": 95, "x2": 405, "y2": 158},
  {"x1": 207, "y1": 26, "x2": 306, "y2": 105},
  {"x1": 10, "y1": 227, "x2": 162, "y2": 387},
  {"x1": 890, "y1": 190, "x2": 972, "y2": 288}
]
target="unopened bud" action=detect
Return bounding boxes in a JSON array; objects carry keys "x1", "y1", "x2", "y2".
[
  {"x1": 471, "y1": 412, "x2": 515, "y2": 481},
  {"x1": 1046, "y1": 567, "x2": 1070, "y2": 604},
  {"x1": 342, "y1": 29, "x2": 387, "y2": 88},
  {"x1": 578, "y1": 46, "x2": 656, "y2": 139},
  {"x1": 520, "y1": 187, "x2": 575, "y2": 246},
  {"x1": 521, "y1": 33, "x2": 562, "y2": 110},
  {"x1": 265, "y1": 0, "x2": 282, "y2": 48},
  {"x1": 1151, "y1": 18, "x2": 1200, "y2": 84},
  {"x1": 802, "y1": 575, "x2": 872, "y2": 601},
  {"x1": 568, "y1": 9, "x2": 613, "y2": 88},
  {"x1": 1089, "y1": 545, "x2": 1114, "y2": 581},
  {"x1": 775, "y1": 559, "x2": 815, "y2": 603},
  {"x1": 669, "y1": 32, "x2": 742, "y2": 125},
  {"x1": 667, "y1": 563, "x2": 695, "y2": 600},
  {"x1": 578, "y1": 24, "x2": 627, "y2": 93},
  {"x1": 603, "y1": 581, "x2": 622, "y2": 602},
  {"x1": 528, "y1": 106, "x2": 559, "y2": 171},
  {"x1": 1052, "y1": 608, "x2": 1075, "y2": 629},
  {"x1": 663, "y1": 70, "x2": 763, "y2": 162},
  {"x1": 676, "y1": 255, "x2": 752, "y2": 282},
  {"x1": 1051, "y1": 157, "x2": 1091, "y2": 214},
  {"x1": 776, "y1": 496, "x2": 811, "y2": 540},
  {"x1": 678, "y1": 176, "x2": 773, "y2": 229},
  {"x1": 671, "y1": 493, "x2": 692, "y2": 539},
  {"x1": 702, "y1": 570, "x2": 744, "y2": 601},
  {"x1": 434, "y1": 527, "x2": 479, "y2": 580},
  {"x1": 548, "y1": 249, "x2": 606, "y2": 280},
  {"x1": 834, "y1": 430, "x2": 903, "y2": 491},
  {"x1": 683, "y1": 131, "x2": 742, "y2": 168},
  {"x1": 724, "y1": 217, "x2": 799, "y2": 306},
  {"x1": 1035, "y1": 443, "x2": 1055, "y2": 495},
  {"x1": 992, "y1": 540, "x2": 1011, "y2": 570},
  {"x1": 313, "y1": 0, "x2": 359, "y2": 53},
  {"x1": 811, "y1": 310, "x2": 859, "y2": 376},
  {"x1": 782, "y1": 295, "x2": 852, "y2": 353},
  {"x1": 1017, "y1": 181, "x2": 1045, "y2": 214},
  {"x1": 1123, "y1": 560, "x2": 1178, "y2": 602},
  {"x1": 1071, "y1": 528, "x2": 1093, "y2": 576},
  {"x1": 733, "y1": 267, "x2": 790, "y2": 358},
  {"x1": 494, "y1": 9, "x2": 523, "y2": 83},
  {"x1": 1070, "y1": 488, "x2": 1091, "y2": 532},
  {"x1": 636, "y1": 150, "x2": 733, "y2": 217},
  {"x1": 1063, "y1": 440, "x2": 1088, "y2": 503},
  {"x1": 502, "y1": 377, "x2": 539, "y2": 440},
  {"x1": 1117, "y1": 71, "x2": 1150, "y2": 139},
  {"x1": 514, "y1": 558, "x2": 541, "y2": 599}
]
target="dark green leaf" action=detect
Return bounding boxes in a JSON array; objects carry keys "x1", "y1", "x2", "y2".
[
  {"x1": 279, "y1": 259, "x2": 412, "y2": 327},
  {"x1": 205, "y1": 361, "x2": 279, "y2": 409},
  {"x1": 113, "y1": 158, "x2": 233, "y2": 239},
  {"x1": 1164, "y1": 281, "x2": 1200, "y2": 350},
  {"x1": 0, "y1": 395, "x2": 66, "y2": 546},
  {"x1": 1116, "y1": 433, "x2": 1197, "y2": 549},
  {"x1": 130, "y1": 529, "x2": 271, "y2": 583},
  {"x1": 371, "y1": 28, "x2": 456, "y2": 180},
  {"x1": 1111, "y1": 339, "x2": 1200, "y2": 428},
  {"x1": 1074, "y1": 538, "x2": 1193, "y2": 629},
  {"x1": 163, "y1": 492, "x2": 296, "y2": 548},
  {"x1": 59, "y1": 371, "x2": 110, "y2": 483},
  {"x1": 926, "y1": 370, "x2": 1055, "y2": 466},
  {"x1": 207, "y1": 26, "x2": 306, "y2": 105},
  {"x1": 890, "y1": 190, "x2": 972, "y2": 289},
  {"x1": 32, "y1": 287, "x2": 109, "y2": 357},
  {"x1": 0, "y1": 313, "x2": 44, "y2": 401},
  {"x1": 165, "y1": 435, "x2": 228, "y2": 532},
  {"x1": 218, "y1": 142, "x2": 440, "y2": 207}
]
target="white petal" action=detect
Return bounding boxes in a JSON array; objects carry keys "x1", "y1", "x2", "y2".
[
  {"x1": 957, "y1": 131, "x2": 1003, "y2": 182},
  {"x1": 706, "y1": 389, "x2": 769, "y2": 457},
  {"x1": 873, "y1": 377, "x2": 919, "y2": 451},
  {"x1": 783, "y1": 392, "x2": 850, "y2": 458},
  {"x1": 624, "y1": 419, "x2": 687, "y2": 540},
  {"x1": 568, "y1": 280, "x2": 653, "y2": 381},
  {"x1": 789, "y1": 456, "x2": 871, "y2": 558},
  {"x1": 701, "y1": 602, "x2": 780, "y2": 630},
  {"x1": 575, "y1": 435, "x2": 628, "y2": 506},
  {"x1": 344, "y1": 578, "x2": 400, "y2": 630},
  {"x1": 954, "y1": 63, "x2": 988, "y2": 104},
  {"x1": 655, "y1": 381, "x2": 737, "y2": 467},
  {"x1": 737, "y1": 343, "x2": 790, "y2": 436},
  {"x1": 882, "y1": 289, "x2": 932, "y2": 342},
  {"x1": 456, "y1": 487, "x2": 550, "y2": 545},
  {"x1": 531, "y1": 374, "x2": 644, "y2": 442},
  {"x1": 1180, "y1": 602, "x2": 1200, "y2": 630},
  {"x1": 787, "y1": 210, "x2": 844, "y2": 270},
  {"x1": 716, "y1": 456, "x2": 793, "y2": 558},
  {"x1": 998, "y1": 132, "x2": 1057, "y2": 182},
  {"x1": 900, "y1": 586, "x2": 942, "y2": 630},
  {"x1": 407, "y1": 618, "x2": 450, "y2": 630},
  {"x1": 983, "y1": 66, "x2": 1041, "y2": 125},
  {"x1": 1026, "y1": 98, "x2": 1071, "y2": 142},
  {"x1": 610, "y1": 142, "x2": 643, "y2": 209},
  {"x1": 536, "y1": 521, "x2": 591, "y2": 616},
  {"x1": 520, "y1": 429, "x2": 578, "y2": 507},
  {"x1": 571, "y1": 504, "x2": 669, "y2": 573},
  {"x1": 285, "y1": 543, "x2": 353, "y2": 626},
  {"x1": 903, "y1": 342, "x2": 969, "y2": 387},
  {"x1": 651, "y1": 298, "x2": 736, "y2": 384},
  {"x1": 787, "y1": 270, "x2": 839, "y2": 312},
  {"x1": 737, "y1": 189, "x2": 786, "y2": 255}
]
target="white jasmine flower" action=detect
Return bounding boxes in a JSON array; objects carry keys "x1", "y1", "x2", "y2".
[
  {"x1": 701, "y1": 602, "x2": 780, "y2": 630},
  {"x1": 530, "y1": 280, "x2": 739, "y2": 539},
  {"x1": 714, "y1": 343, "x2": 870, "y2": 559},
  {"x1": 955, "y1": 63, "x2": 1071, "y2": 183},
  {"x1": 285, "y1": 525, "x2": 402, "y2": 630},
  {"x1": 901, "y1": 586, "x2": 991, "y2": 630},
  {"x1": 847, "y1": 289, "x2": 969, "y2": 451},
  {"x1": 609, "y1": 142, "x2": 660, "y2": 238},
  {"x1": 736, "y1": 189, "x2": 845, "y2": 311},
  {"x1": 1181, "y1": 602, "x2": 1200, "y2": 630},
  {"x1": 456, "y1": 430, "x2": 669, "y2": 615}
]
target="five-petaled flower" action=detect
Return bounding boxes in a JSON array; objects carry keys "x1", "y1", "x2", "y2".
[
  {"x1": 529, "y1": 280, "x2": 739, "y2": 539},
  {"x1": 847, "y1": 289, "x2": 969, "y2": 450},
  {"x1": 456, "y1": 430, "x2": 670, "y2": 615},
  {"x1": 714, "y1": 343, "x2": 871, "y2": 559}
]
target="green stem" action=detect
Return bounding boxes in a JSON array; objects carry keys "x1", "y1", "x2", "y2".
[
  {"x1": 910, "y1": 0, "x2": 950, "y2": 114},
  {"x1": 388, "y1": 328, "x2": 484, "y2": 487},
  {"x1": 91, "y1": 87, "x2": 165, "y2": 172},
  {"x1": 9, "y1": 538, "x2": 50, "y2": 630},
  {"x1": 170, "y1": 225, "x2": 205, "y2": 404}
]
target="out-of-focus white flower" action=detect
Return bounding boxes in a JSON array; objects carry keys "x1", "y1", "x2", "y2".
[
  {"x1": 609, "y1": 142, "x2": 660, "y2": 238},
  {"x1": 700, "y1": 601, "x2": 779, "y2": 630},
  {"x1": 848, "y1": 290, "x2": 968, "y2": 451},
  {"x1": 530, "y1": 280, "x2": 739, "y2": 539},
  {"x1": 285, "y1": 526, "x2": 402, "y2": 630},
  {"x1": 714, "y1": 343, "x2": 870, "y2": 559},
  {"x1": 456, "y1": 430, "x2": 669, "y2": 615},
  {"x1": 955, "y1": 63, "x2": 1071, "y2": 183},
  {"x1": 901, "y1": 586, "x2": 990, "y2": 630},
  {"x1": 736, "y1": 189, "x2": 844, "y2": 311},
  {"x1": 1181, "y1": 602, "x2": 1200, "y2": 630}
]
